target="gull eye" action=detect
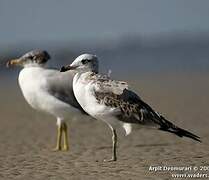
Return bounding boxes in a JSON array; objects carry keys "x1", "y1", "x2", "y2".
[
  {"x1": 27, "y1": 55, "x2": 33, "y2": 60},
  {"x1": 81, "y1": 59, "x2": 88, "y2": 64}
]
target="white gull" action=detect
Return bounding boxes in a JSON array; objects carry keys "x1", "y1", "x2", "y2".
[
  {"x1": 60, "y1": 53, "x2": 201, "y2": 161},
  {"x1": 7, "y1": 50, "x2": 87, "y2": 151}
]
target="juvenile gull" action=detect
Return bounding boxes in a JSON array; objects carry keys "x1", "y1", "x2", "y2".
[
  {"x1": 61, "y1": 53, "x2": 201, "y2": 161},
  {"x1": 7, "y1": 50, "x2": 86, "y2": 151}
]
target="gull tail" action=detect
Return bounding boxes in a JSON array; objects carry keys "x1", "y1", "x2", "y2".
[
  {"x1": 135, "y1": 98, "x2": 201, "y2": 142},
  {"x1": 157, "y1": 115, "x2": 201, "y2": 142}
]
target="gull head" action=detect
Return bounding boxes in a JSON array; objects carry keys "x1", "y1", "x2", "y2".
[
  {"x1": 60, "y1": 53, "x2": 98, "y2": 73},
  {"x1": 7, "y1": 50, "x2": 50, "y2": 68}
]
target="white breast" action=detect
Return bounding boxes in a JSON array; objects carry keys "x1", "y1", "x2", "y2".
[
  {"x1": 18, "y1": 67, "x2": 74, "y2": 118},
  {"x1": 73, "y1": 72, "x2": 132, "y2": 134},
  {"x1": 73, "y1": 73, "x2": 117, "y2": 118},
  {"x1": 18, "y1": 67, "x2": 45, "y2": 110}
]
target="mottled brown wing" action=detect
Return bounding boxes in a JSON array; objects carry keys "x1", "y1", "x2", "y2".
[
  {"x1": 90, "y1": 73, "x2": 129, "y2": 95},
  {"x1": 92, "y1": 74, "x2": 201, "y2": 141},
  {"x1": 94, "y1": 88, "x2": 155, "y2": 124},
  {"x1": 92, "y1": 73, "x2": 150, "y2": 124}
]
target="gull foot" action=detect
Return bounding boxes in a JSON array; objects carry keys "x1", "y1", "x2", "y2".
[
  {"x1": 103, "y1": 158, "x2": 117, "y2": 162},
  {"x1": 52, "y1": 146, "x2": 62, "y2": 151},
  {"x1": 62, "y1": 146, "x2": 69, "y2": 151}
]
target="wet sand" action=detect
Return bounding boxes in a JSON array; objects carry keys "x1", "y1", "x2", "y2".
[{"x1": 0, "y1": 73, "x2": 209, "y2": 180}]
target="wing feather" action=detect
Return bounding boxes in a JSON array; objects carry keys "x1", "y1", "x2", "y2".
[
  {"x1": 91, "y1": 73, "x2": 201, "y2": 142},
  {"x1": 43, "y1": 69, "x2": 85, "y2": 112}
]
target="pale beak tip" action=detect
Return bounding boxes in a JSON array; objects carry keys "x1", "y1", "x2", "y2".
[{"x1": 6, "y1": 61, "x2": 11, "y2": 68}]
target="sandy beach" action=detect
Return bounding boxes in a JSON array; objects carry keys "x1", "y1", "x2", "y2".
[{"x1": 0, "y1": 72, "x2": 209, "y2": 180}]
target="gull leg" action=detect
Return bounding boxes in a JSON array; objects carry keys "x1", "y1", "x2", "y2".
[
  {"x1": 62, "y1": 122, "x2": 69, "y2": 151},
  {"x1": 111, "y1": 129, "x2": 117, "y2": 161},
  {"x1": 53, "y1": 124, "x2": 62, "y2": 151},
  {"x1": 104, "y1": 126, "x2": 117, "y2": 162}
]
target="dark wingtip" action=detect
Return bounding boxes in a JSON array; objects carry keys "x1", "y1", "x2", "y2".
[
  {"x1": 178, "y1": 128, "x2": 201, "y2": 143},
  {"x1": 156, "y1": 115, "x2": 201, "y2": 143},
  {"x1": 159, "y1": 127, "x2": 201, "y2": 142}
]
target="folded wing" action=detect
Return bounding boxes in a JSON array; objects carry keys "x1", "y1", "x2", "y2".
[{"x1": 92, "y1": 73, "x2": 201, "y2": 142}]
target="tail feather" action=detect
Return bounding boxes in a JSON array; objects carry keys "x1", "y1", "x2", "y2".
[
  {"x1": 159, "y1": 126, "x2": 201, "y2": 142},
  {"x1": 158, "y1": 116, "x2": 201, "y2": 142},
  {"x1": 135, "y1": 98, "x2": 201, "y2": 142}
]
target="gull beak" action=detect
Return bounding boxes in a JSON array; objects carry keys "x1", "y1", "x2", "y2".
[
  {"x1": 60, "y1": 65, "x2": 77, "y2": 72},
  {"x1": 6, "y1": 58, "x2": 23, "y2": 68}
]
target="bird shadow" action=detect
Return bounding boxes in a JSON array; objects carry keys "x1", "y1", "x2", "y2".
[
  {"x1": 96, "y1": 146, "x2": 112, "y2": 150},
  {"x1": 95, "y1": 143, "x2": 176, "y2": 150},
  {"x1": 134, "y1": 143, "x2": 176, "y2": 148}
]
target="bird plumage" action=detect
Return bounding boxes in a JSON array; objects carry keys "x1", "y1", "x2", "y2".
[
  {"x1": 77, "y1": 71, "x2": 201, "y2": 142},
  {"x1": 18, "y1": 66, "x2": 83, "y2": 117},
  {"x1": 61, "y1": 53, "x2": 201, "y2": 161},
  {"x1": 7, "y1": 50, "x2": 87, "y2": 151}
]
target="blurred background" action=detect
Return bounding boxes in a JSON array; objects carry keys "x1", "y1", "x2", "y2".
[
  {"x1": 1, "y1": 1, "x2": 209, "y2": 179},
  {"x1": 1, "y1": 0, "x2": 209, "y2": 78}
]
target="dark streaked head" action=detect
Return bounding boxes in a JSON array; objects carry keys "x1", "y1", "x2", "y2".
[
  {"x1": 60, "y1": 53, "x2": 98, "y2": 73},
  {"x1": 7, "y1": 50, "x2": 50, "y2": 68}
]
